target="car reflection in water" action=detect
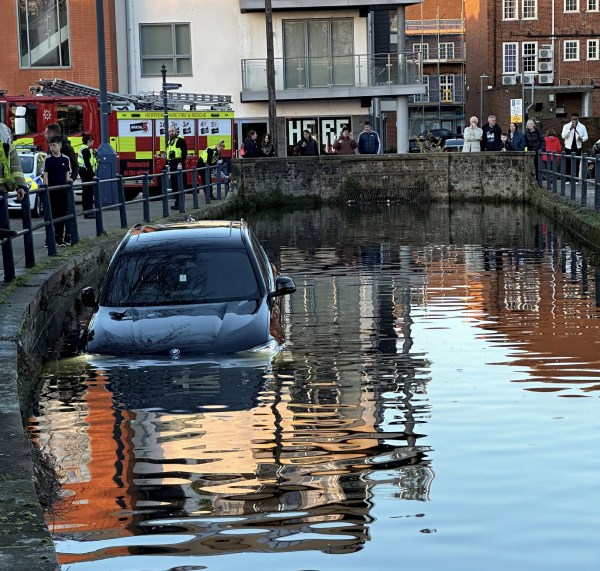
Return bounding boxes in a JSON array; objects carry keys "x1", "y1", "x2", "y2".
[{"x1": 82, "y1": 220, "x2": 296, "y2": 358}]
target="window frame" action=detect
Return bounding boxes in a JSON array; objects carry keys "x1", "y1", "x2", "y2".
[
  {"x1": 17, "y1": 0, "x2": 71, "y2": 69},
  {"x1": 522, "y1": 41, "x2": 538, "y2": 73},
  {"x1": 588, "y1": 0, "x2": 599, "y2": 10},
  {"x1": 587, "y1": 39, "x2": 599, "y2": 60},
  {"x1": 522, "y1": 0, "x2": 538, "y2": 18},
  {"x1": 564, "y1": 0, "x2": 580, "y2": 11},
  {"x1": 503, "y1": 0, "x2": 519, "y2": 20},
  {"x1": 439, "y1": 75, "x2": 455, "y2": 102},
  {"x1": 139, "y1": 22, "x2": 192, "y2": 77},
  {"x1": 413, "y1": 43, "x2": 430, "y2": 61},
  {"x1": 564, "y1": 40, "x2": 580, "y2": 61},
  {"x1": 439, "y1": 42, "x2": 455, "y2": 60},
  {"x1": 503, "y1": 42, "x2": 519, "y2": 74}
]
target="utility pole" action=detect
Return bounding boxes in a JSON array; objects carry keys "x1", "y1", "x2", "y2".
[
  {"x1": 265, "y1": 0, "x2": 277, "y2": 151},
  {"x1": 95, "y1": 0, "x2": 118, "y2": 204},
  {"x1": 161, "y1": 65, "x2": 169, "y2": 151}
]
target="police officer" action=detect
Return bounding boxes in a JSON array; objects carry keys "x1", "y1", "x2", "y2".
[
  {"x1": 78, "y1": 133, "x2": 97, "y2": 218},
  {"x1": 0, "y1": 124, "x2": 26, "y2": 239},
  {"x1": 167, "y1": 124, "x2": 188, "y2": 210},
  {"x1": 197, "y1": 140, "x2": 225, "y2": 199}
]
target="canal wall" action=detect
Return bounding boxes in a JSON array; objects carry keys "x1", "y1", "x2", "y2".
[{"x1": 231, "y1": 153, "x2": 535, "y2": 203}]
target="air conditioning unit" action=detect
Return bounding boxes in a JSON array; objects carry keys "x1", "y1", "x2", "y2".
[
  {"x1": 539, "y1": 61, "x2": 554, "y2": 72},
  {"x1": 539, "y1": 74, "x2": 554, "y2": 85},
  {"x1": 539, "y1": 48, "x2": 553, "y2": 59},
  {"x1": 502, "y1": 75, "x2": 518, "y2": 86},
  {"x1": 522, "y1": 75, "x2": 535, "y2": 85}
]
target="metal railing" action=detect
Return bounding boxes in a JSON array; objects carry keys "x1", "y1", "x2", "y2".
[
  {"x1": 241, "y1": 52, "x2": 422, "y2": 92},
  {"x1": 537, "y1": 151, "x2": 600, "y2": 210},
  {"x1": 0, "y1": 164, "x2": 230, "y2": 283}
]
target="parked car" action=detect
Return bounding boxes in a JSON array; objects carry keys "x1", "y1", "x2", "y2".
[
  {"x1": 7, "y1": 146, "x2": 45, "y2": 217},
  {"x1": 418, "y1": 128, "x2": 461, "y2": 145},
  {"x1": 81, "y1": 220, "x2": 296, "y2": 357},
  {"x1": 442, "y1": 138, "x2": 464, "y2": 152}
]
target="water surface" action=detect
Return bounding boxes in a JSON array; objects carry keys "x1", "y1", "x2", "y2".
[{"x1": 31, "y1": 204, "x2": 600, "y2": 570}]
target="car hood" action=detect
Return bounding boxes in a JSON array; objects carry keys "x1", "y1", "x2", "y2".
[{"x1": 85, "y1": 299, "x2": 272, "y2": 357}]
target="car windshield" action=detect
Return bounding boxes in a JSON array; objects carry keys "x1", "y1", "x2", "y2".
[
  {"x1": 103, "y1": 247, "x2": 261, "y2": 307},
  {"x1": 19, "y1": 155, "x2": 34, "y2": 174}
]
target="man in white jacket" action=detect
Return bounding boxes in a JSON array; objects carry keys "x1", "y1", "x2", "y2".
[{"x1": 561, "y1": 113, "x2": 588, "y2": 176}]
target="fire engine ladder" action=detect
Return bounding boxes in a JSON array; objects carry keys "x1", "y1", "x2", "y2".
[{"x1": 35, "y1": 78, "x2": 232, "y2": 110}]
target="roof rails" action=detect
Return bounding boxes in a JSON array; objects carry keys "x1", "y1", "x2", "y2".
[{"x1": 34, "y1": 78, "x2": 232, "y2": 111}]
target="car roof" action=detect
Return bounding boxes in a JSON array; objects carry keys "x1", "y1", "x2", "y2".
[{"x1": 122, "y1": 220, "x2": 250, "y2": 251}]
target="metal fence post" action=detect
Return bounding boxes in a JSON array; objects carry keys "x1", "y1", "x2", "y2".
[
  {"x1": 581, "y1": 154, "x2": 588, "y2": 206},
  {"x1": 570, "y1": 152, "x2": 577, "y2": 200},
  {"x1": 66, "y1": 180, "x2": 79, "y2": 245},
  {"x1": 192, "y1": 168, "x2": 199, "y2": 210},
  {"x1": 41, "y1": 185, "x2": 57, "y2": 256},
  {"x1": 560, "y1": 152, "x2": 566, "y2": 196},
  {"x1": 116, "y1": 175, "x2": 128, "y2": 228},
  {"x1": 161, "y1": 169, "x2": 169, "y2": 217},
  {"x1": 0, "y1": 190, "x2": 16, "y2": 282},
  {"x1": 142, "y1": 173, "x2": 151, "y2": 222},
  {"x1": 177, "y1": 169, "x2": 185, "y2": 212},
  {"x1": 93, "y1": 177, "x2": 105, "y2": 235},
  {"x1": 20, "y1": 190, "x2": 35, "y2": 268},
  {"x1": 595, "y1": 156, "x2": 600, "y2": 211}
]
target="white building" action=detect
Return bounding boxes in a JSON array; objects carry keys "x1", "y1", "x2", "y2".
[{"x1": 115, "y1": 0, "x2": 424, "y2": 154}]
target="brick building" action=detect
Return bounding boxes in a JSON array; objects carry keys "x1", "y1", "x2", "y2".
[
  {"x1": 464, "y1": 0, "x2": 600, "y2": 138},
  {"x1": 0, "y1": 0, "x2": 119, "y2": 97}
]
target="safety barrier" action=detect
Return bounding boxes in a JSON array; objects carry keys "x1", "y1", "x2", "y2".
[
  {"x1": 538, "y1": 150, "x2": 600, "y2": 210},
  {"x1": 0, "y1": 164, "x2": 230, "y2": 283}
]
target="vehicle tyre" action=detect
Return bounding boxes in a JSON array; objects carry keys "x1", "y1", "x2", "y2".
[{"x1": 124, "y1": 187, "x2": 141, "y2": 202}]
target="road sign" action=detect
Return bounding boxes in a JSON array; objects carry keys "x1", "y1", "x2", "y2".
[
  {"x1": 510, "y1": 98, "x2": 523, "y2": 124},
  {"x1": 163, "y1": 83, "x2": 182, "y2": 91}
]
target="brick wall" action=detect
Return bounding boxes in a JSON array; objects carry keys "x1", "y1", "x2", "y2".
[
  {"x1": 232, "y1": 153, "x2": 532, "y2": 203},
  {"x1": 1, "y1": 0, "x2": 119, "y2": 97}
]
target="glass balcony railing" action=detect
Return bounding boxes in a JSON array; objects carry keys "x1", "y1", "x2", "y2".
[{"x1": 241, "y1": 52, "x2": 422, "y2": 93}]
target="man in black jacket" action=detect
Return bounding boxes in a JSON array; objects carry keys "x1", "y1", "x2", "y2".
[
  {"x1": 242, "y1": 130, "x2": 260, "y2": 158},
  {"x1": 481, "y1": 115, "x2": 502, "y2": 151}
]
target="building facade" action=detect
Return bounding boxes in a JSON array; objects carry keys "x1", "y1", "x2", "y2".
[{"x1": 464, "y1": 0, "x2": 600, "y2": 137}]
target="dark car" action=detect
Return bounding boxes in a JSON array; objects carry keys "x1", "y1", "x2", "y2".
[
  {"x1": 417, "y1": 128, "x2": 461, "y2": 144},
  {"x1": 81, "y1": 220, "x2": 296, "y2": 357}
]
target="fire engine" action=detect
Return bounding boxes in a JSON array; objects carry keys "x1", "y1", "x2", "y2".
[{"x1": 0, "y1": 79, "x2": 234, "y2": 200}]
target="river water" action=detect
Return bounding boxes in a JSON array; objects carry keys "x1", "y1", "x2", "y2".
[{"x1": 29, "y1": 204, "x2": 600, "y2": 570}]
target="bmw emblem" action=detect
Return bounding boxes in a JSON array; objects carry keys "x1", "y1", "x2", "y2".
[{"x1": 170, "y1": 348, "x2": 181, "y2": 359}]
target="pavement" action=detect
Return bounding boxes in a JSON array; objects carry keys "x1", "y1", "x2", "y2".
[{"x1": 0, "y1": 190, "x2": 227, "y2": 570}]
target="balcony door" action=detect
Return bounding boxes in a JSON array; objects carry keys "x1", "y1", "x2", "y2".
[{"x1": 283, "y1": 19, "x2": 354, "y2": 89}]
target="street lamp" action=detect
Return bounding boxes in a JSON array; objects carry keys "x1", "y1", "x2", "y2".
[{"x1": 479, "y1": 74, "x2": 490, "y2": 120}]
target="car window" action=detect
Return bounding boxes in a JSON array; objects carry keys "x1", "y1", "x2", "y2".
[
  {"x1": 249, "y1": 231, "x2": 273, "y2": 290},
  {"x1": 103, "y1": 248, "x2": 261, "y2": 307},
  {"x1": 19, "y1": 155, "x2": 34, "y2": 174}
]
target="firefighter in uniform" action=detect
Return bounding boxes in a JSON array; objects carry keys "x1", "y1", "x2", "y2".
[
  {"x1": 167, "y1": 124, "x2": 188, "y2": 209},
  {"x1": 77, "y1": 133, "x2": 98, "y2": 218},
  {"x1": 197, "y1": 140, "x2": 225, "y2": 199},
  {"x1": 0, "y1": 124, "x2": 26, "y2": 239}
]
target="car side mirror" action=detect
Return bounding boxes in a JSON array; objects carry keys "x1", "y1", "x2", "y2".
[
  {"x1": 81, "y1": 286, "x2": 96, "y2": 307},
  {"x1": 270, "y1": 275, "x2": 296, "y2": 298}
]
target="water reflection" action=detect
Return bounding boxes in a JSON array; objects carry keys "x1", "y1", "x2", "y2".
[{"x1": 29, "y1": 204, "x2": 600, "y2": 570}]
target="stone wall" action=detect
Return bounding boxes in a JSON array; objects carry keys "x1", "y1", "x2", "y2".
[{"x1": 231, "y1": 153, "x2": 534, "y2": 203}]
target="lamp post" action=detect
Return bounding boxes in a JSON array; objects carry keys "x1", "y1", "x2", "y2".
[
  {"x1": 95, "y1": 0, "x2": 118, "y2": 204},
  {"x1": 479, "y1": 74, "x2": 490, "y2": 120}
]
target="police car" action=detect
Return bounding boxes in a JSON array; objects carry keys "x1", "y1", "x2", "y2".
[{"x1": 7, "y1": 146, "x2": 46, "y2": 217}]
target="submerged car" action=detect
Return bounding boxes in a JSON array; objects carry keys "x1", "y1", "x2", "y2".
[{"x1": 81, "y1": 220, "x2": 296, "y2": 357}]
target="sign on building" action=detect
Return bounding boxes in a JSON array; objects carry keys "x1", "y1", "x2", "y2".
[
  {"x1": 510, "y1": 99, "x2": 523, "y2": 124},
  {"x1": 286, "y1": 117, "x2": 351, "y2": 155}
]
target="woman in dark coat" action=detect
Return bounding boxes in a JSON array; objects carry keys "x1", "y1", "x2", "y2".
[{"x1": 524, "y1": 119, "x2": 545, "y2": 178}]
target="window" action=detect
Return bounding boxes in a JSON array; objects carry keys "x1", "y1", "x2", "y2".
[
  {"x1": 564, "y1": 40, "x2": 580, "y2": 60},
  {"x1": 57, "y1": 104, "x2": 83, "y2": 135},
  {"x1": 588, "y1": 39, "x2": 599, "y2": 59},
  {"x1": 140, "y1": 23, "x2": 191, "y2": 76},
  {"x1": 503, "y1": 0, "x2": 518, "y2": 19},
  {"x1": 413, "y1": 43, "x2": 430, "y2": 60},
  {"x1": 588, "y1": 0, "x2": 599, "y2": 10},
  {"x1": 439, "y1": 43, "x2": 455, "y2": 60},
  {"x1": 17, "y1": 0, "x2": 70, "y2": 68},
  {"x1": 523, "y1": 0, "x2": 538, "y2": 18},
  {"x1": 9, "y1": 104, "x2": 38, "y2": 135},
  {"x1": 413, "y1": 75, "x2": 430, "y2": 102},
  {"x1": 283, "y1": 19, "x2": 354, "y2": 89},
  {"x1": 503, "y1": 43, "x2": 518, "y2": 73},
  {"x1": 522, "y1": 42, "x2": 538, "y2": 73},
  {"x1": 564, "y1": 0, "x2": 579, "y2": 11},
  {"x1": 440, "y1": 75, "x2": 455, "y2": 102}
]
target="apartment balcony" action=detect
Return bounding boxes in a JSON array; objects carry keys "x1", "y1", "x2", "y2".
[
  {"x1": 406, "y1": 19, "x2": 465, "y2": 35},
  {"x1": 240, "y1": 53, "x2": 424, "y2": 102},
  {"x1": 240, "y1": 0, "x2": 421, "y2": 12},
  {"x1": 419, "y1": 47, "x2": 466, "y2": 65},
  {"x1": 408, "y1": 74, "x2": 466, "y2": 105}
]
